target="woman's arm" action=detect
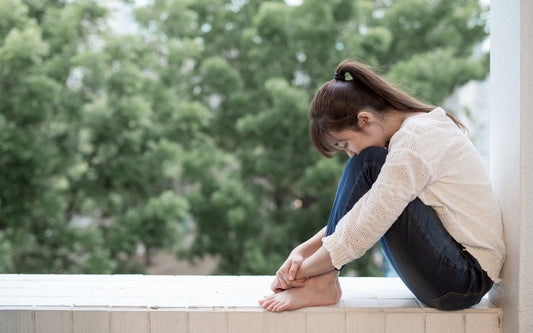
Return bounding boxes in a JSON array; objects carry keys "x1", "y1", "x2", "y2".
[{"x1": 294, "y1": 246, "x2": 336, "y2": 280}]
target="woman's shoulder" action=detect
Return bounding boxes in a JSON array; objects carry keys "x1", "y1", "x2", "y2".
[
  {"x1": 402, "y1": 107, "x2": 451, "y2": 129},
  {"x1": 391, "y1": 108, "x2": 466, "y2": 152}
]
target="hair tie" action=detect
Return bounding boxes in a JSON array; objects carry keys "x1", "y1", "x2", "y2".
[{"x1": 334, "y1": 72, "x2": 345, "y2": 81}]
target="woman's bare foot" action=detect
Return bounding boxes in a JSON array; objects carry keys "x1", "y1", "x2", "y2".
[{"x1": 258, "y1": 270, "x2": 341, "y2": 312}]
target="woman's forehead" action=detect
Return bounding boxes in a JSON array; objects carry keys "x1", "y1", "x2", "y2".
[{"x1": 328, "y1": 129, "x2": 356, "y2": 141}]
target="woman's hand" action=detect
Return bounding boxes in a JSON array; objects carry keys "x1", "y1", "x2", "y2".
[
  {"x1": 270, "y1": 252, "x2": 307, "y2": 292},
  {"x1": 269, "y1": 226, "x2": 327, "y2": 292}
]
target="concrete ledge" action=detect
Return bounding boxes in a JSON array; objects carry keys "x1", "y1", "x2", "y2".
[{"x1": 0, "y1": 275, "x2": 501, "y2": 333}]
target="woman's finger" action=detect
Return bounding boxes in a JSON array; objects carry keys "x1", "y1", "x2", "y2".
[{"x1": 288, "y1": 257, "x2": 303, "y2": 280}]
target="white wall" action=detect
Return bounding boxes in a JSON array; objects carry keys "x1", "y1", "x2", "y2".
[{"x1": 489, "y1": 0, "x2": 533, "y2": 332}]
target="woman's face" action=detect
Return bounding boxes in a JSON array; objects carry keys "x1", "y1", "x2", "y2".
[
  {"x1": 329, "y1": 112, "x2": 389, "y2": 158},
  {"x1": 329, "y1": 129, "x2": 385, "y2": 157}
]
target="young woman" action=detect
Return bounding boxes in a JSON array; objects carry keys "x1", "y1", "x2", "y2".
[{"x1": 259, "y1": 60, "x2": 506, "y2": 312}]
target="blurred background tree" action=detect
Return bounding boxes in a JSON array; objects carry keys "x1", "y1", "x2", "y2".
[{"x1": 0, "y1": 0, "x2": 488, "y2": 275}]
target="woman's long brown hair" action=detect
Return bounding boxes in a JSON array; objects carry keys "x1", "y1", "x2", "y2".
[{"x1": 310, "y1": 60, "x2": 466, "y2": 157}]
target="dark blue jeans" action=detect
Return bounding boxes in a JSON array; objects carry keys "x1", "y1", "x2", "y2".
[{"x1": 325, "y1": 147, "x2": 493, "y2": 311}]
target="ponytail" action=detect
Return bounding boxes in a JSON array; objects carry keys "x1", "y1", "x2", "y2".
[{"x1": 310, "y1": 59, "x2": 467, "y2": 157}]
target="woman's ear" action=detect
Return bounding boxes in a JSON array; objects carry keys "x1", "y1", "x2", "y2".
[{"x1": 357, "y1": 111, "x2": 372, "y2": 128}]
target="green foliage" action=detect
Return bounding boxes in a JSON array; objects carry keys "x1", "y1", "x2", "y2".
[
  {"x1": 0, "y1": 0, "x2": 488, "y2": 275},
  {"x1": 386, "y1": 48, "x2": 488, "y2": 103},
  {"x1": 0, "y1": 0, "x2": 193, "y2": 273},
  {"x1": 118, "y1": 191, "x2": 189, "y2": 266}
]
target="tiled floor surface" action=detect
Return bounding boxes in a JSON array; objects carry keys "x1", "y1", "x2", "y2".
[{"x1": 0, "y1": 275, "x2": 501, "y2": 333}]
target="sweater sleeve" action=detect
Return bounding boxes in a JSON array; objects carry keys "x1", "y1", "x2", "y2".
[{"x1": 322, "y1": 147, "x2": 435, "y2": 269}]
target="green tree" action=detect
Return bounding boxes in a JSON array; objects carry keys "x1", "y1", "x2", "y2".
[
  {"x1": 0, "y1": 0, "x2": 116, "y2": 273},
  {"x1": 0, "y1": 0, "x2": 194, "y2": 273}
]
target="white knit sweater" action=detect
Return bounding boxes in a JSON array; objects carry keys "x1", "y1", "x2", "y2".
[{"x1": 322, "y1": 107, "x2": 506, "y2": 282}]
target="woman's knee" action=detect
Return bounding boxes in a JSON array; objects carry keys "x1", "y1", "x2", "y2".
[
  {"x1": 358, "y1": 146, "x2": 388, "y2": 158},
  {"x1": 327, "y1": 146, "x2": 388, "y2": 235},
  {"x1": 344, "y1": 146, "x2": 387, "y2": 181}
]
